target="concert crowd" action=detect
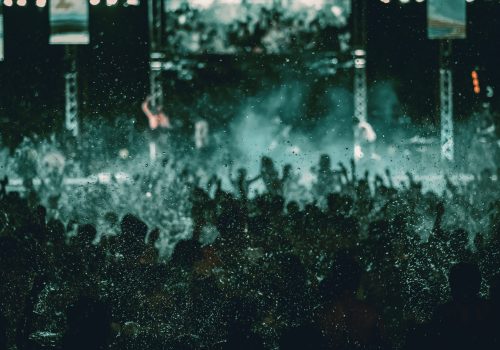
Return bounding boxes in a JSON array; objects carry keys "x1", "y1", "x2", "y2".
[{"x1": 1, "y1": 154, "x2": 500, "y2": 350}]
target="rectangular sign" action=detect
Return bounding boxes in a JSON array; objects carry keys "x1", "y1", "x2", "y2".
[
  {"x1": 0, "y1": 4, "x2": 4, "y2": 61},
  {"x1": 165, "y1": 0, "x2": 351, "y2": 54},
  {"x1": 50, "y1": 0, "x2": 89, "y2": 45},
  {"x1": 428, "y1": 0, "x2": 466, "y2": 40}
]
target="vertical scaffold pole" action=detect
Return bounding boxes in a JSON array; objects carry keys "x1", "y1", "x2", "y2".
[
  {"x1": 64, "y1": 46, "x2": 79, "y2": 138},
  {"x1": 147, "y1": 0, "x2": 165, "y2": 161},
  {"x1": 352, "y1": 0, "x2": 367, "y2": 162},
  {"x1": 148, "y1": 0, "x2": 164, "y2": 110},
  {"x1": 439, "y1": 40, "x2": 454, "y2": 162},
  {"x1": 353, "y1": 52, "x2": 367, "y2": 125}
]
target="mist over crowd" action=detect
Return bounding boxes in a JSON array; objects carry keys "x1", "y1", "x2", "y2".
[{"x1": 1, "y1": 2, "x2": 500, "y2": 347}]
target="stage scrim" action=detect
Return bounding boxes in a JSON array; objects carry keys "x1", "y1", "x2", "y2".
[
  {"x1": 427, "y1": 0, "x2": 466, "y2": 40},
  {"x1": 49, "y1": 0, "x2": 90, "y2": 45},
  {"x1": 164, "y1": 0, "x2": 351, "y2": 54},
  {"x1": 163, "y1": 0, "x2": 352, "y2": 133}
]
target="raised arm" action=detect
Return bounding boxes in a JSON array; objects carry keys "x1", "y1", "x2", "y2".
[
  {"x1": 142, "y1": 98, "x2": 159, "y2": 129},
  {"x1": 141, "y1": 98, "x2": 153, "y2": 118},
  {"x1": 384, "y1": 169, "x2": 394, "y2": 188}
]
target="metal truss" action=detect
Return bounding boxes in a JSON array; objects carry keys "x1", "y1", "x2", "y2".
[
  {"x1": 440, "y1": 40, "x2": 454, "y2": 162},
  {"x1": 64, "y1": 46, "x2": 79, "y2": 137}
]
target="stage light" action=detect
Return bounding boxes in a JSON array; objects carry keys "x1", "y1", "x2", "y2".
[
  {"x1": 354, "y1": 49, "x2": 366, "y2": 57},
  {"x1": 3, "y1": 0, "x2": 13, "y2": 6},
  {"x1": 416, "y1": 0, "x2": 425, "y2": 3},
  {"x1": 106, "y1": 0, "x2": 118, "y2": 6},
  {"x1": 189, "y1": 0, "x2": 214, "y2": 9},
  {"x1": 126, "y1": 0, "x2": 139, "y2": 5},
  {"x1": 330, "y1": 5, "x2": 343, "y2": 16},
  {"x1": 35, "y1": 0, "x2": 46, "y2": 7},
  {"x1": 380, "y1": 0, "x2": 390, "y2": 4},
  {"x1": 400, "y1": 0, "x2": 410, "y2": 4},
  {"x1": 90, "y1": 0, "x2": 100, "y2": 5},
  {"x1": 466, "y1": 0, "x2": 474, "y2": 3},
  {"x1": 17, "y1": 0, "x2": 27, "y2": 6},
  {"x1": 471, "y1": 70, "x2": 480, "y2": 94}
]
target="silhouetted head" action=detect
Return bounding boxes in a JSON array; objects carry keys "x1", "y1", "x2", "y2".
[
  {"x1": 319, "y1": 154, "x2": 331, "y2": 170},
  {"x1": 283, "y1": 163, "x2": 292, "y2": 177},
  {"x1": 47, "y1": 218, "x2": 66, "y2": 244},
  {"x1": 286, "y1": 201, "x2": 300, "y2": 216},
  {"x1": 268, "y1": 195, "x2": 285, "y2": 216},
  {"x1": 121, "y1": 214, "x2": 148, "y2": 240},
  {"x1": 261, "y1": 156, "x2": 274, "y2": 171},
  {"x1": 120, "y1": 214, "x2": 148, "y2": 258},
  {"x1": 33, "y1": 204, "x2": 47, "y2": 225},
  {"x1": 76, "y1": 224, "x2": 97, "y2": 247},
  {"x1": 103, "y1": 212, "x2": 118, "y2": 226},
  {"x1": 237, "y1": 168, "x2": 247, "y2": 178},
  {"x1": 449, "y1": 262, "x2": 481, "y2": 301},
  {"x1": 170, "y1": 239, "x2": 202, "y2": 270}
]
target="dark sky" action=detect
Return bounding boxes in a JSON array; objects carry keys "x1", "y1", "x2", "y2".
[{"x1": 0, "y1": 0, "x2": 499, "y2": 145}]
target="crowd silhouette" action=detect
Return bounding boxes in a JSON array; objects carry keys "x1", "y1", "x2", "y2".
[{"x1": 1, "y1": 154, "x2": 500, "y2": 350}]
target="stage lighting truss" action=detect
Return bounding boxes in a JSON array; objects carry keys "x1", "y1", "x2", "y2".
[{"x1": 0, "y1": 0, "x2": 140, "y2": 7}]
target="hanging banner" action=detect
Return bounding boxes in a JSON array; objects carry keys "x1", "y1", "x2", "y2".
[
  {"x1": 428, "y1": 0, "x2": 466, "y2": 40},
  {"x1": 49, "y1": 0, "x2": 89, "y2": 45},
  {"x1": 0, "y1": 4, "x2": 4, "y2": 61}
]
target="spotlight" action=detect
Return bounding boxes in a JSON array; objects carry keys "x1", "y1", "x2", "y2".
[
  {"x1": 466, "y1": 0, "x2": 474, "y2": 3},
  {"x1": 106, "y1": 0, "x2": 118, "y2": 6},
  {"x1": 3, "y1": 0, "x2": 13, "y2": 6},
  {"x1": 35, "y1": 0, "x2": 47, "y2": 7},
  {"x1": 17, "y1": 0, "x2": 27, "y2": 6},
  {"x1": 330, "y1": 5, "x2": 343, "y2": 17},
  {"x1": 126, "y1": 0, "x2": 140, "y2": 5},
  {"x1": 416, "y1": 0, "x2": 424, "y2": 3},
  {"x1": 471, "y1": 70, "x2": 480, "y2": 94},
  {"x1": 400, "y1": 0, "x2": 410, "y2": 4},
  {"x1": 380, "y1": 0, "x2": 390, "y2": 4},
  {"x1": 90, "y1": 0, "x2": 100, "y2": 5}
]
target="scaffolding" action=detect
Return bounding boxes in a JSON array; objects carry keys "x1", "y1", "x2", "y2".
[
  {"x1": 64, "y1": 46, "x2": 79, "y2": 138},
  {"x1": 148, "y1": 0, "x2": 165, "y2": 110},
  {"x1": 439, "y1": 40, "x2": 454, "y2": 162}
]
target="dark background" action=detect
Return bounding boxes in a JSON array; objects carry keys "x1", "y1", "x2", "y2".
[{"x1": 0, "y1": 0, "x2": 499, "y2": 148}]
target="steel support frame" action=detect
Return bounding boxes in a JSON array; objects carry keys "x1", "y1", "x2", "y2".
[
  {"x1": 352, "y1": 0, "x2": 368, "y2": 161},
  {"x1": 64, "y1": 46, "x2": 79, "y2": 137},
  {"x1": 354, "y1": 54, "x2": 367, "y2": 124},
  {"x1": 439, "y1": 40, "x2": 454, "y2": 162},
  {"x1": 148, "y1": 0, "x2": 164, "y2": 110}
]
